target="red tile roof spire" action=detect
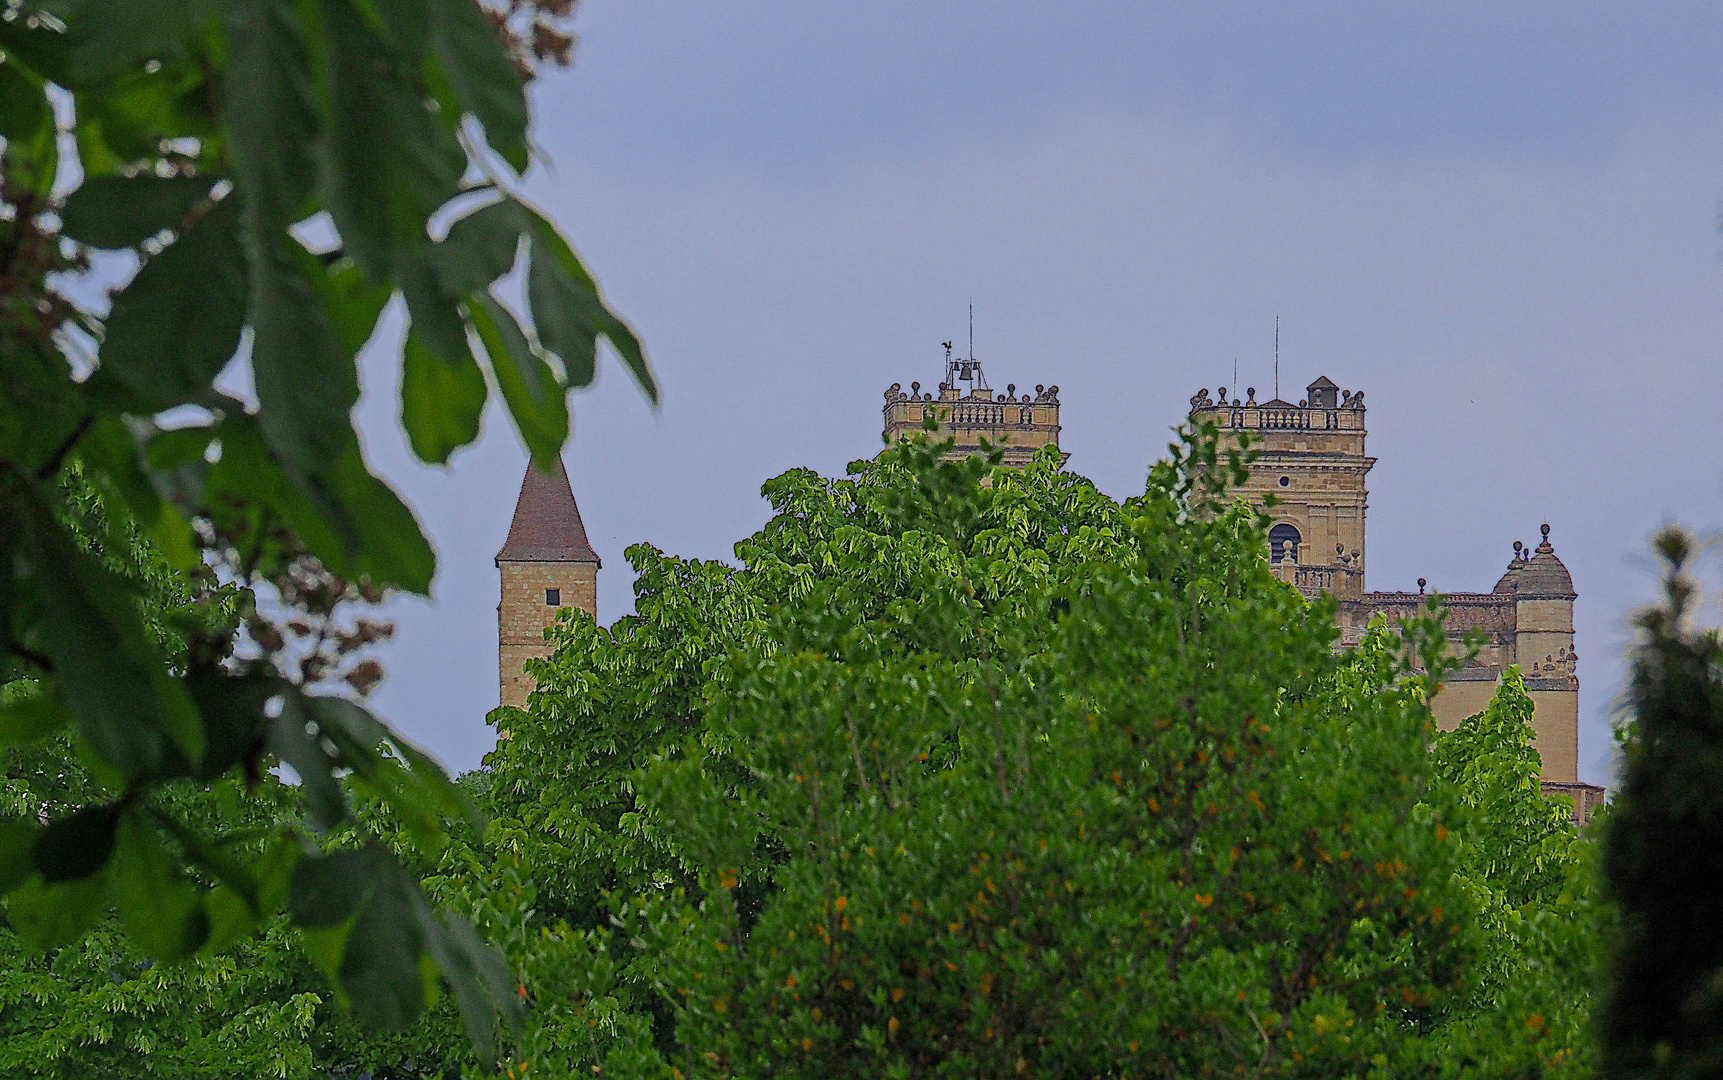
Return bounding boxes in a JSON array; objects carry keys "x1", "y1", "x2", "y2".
[{"x1": 494, "y1": 456, "x2": 600, "y2": 566}]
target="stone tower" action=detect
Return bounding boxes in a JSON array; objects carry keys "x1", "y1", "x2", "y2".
[
  {"x1": 1186, "y1": 376, "x2": 1597, "y2": 817},
  {"x1": 883, "y1": 351, "x2": 1060, "y2": 465},
  {"x1": 495, "y1": 456, "x2": 599, "y2": 709},
  {"x1": 1188, "y1": 378, "x2": 1372, "y2": 598}
]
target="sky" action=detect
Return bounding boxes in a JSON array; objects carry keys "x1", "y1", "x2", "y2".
[{"x1": 348, "y1": 1, "x2": 1723, "y2": 785}]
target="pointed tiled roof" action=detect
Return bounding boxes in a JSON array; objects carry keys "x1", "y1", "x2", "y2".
[
  {"x1": 495, "y1": 456, "x2": 600, "y2": 565},
  {"x1": 1307, "y1": 376, "x2": 1338, "y2": 389}
]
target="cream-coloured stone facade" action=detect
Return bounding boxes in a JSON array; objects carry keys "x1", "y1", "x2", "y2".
[
  {"x1": 883, "y1": 352, "x2": 1060, "y2": 466},
  {"x1": 1187, "y1": 377, "x2": 1603, "y2": 821},
  {"x1": 498, "y1": 561, "x2": 597, "y2": 710}
]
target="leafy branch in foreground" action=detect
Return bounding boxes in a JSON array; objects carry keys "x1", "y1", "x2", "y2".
[{"x1": 0, "y1": 0, "x2": 655, "y2": 1063}]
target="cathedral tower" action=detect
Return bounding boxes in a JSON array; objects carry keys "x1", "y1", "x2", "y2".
[
  {"x1": 1188, "y1": 378, "x2": 1372, "y2": 598},
  {"x1": 1186, "y1": 375, "x2": 1593, "y2": 814},
  {"x1": 496, "y1": 456, "x2": 599, "y2": 709},
  {"x1": 883, "y1": 347, "x2": 1060, "y2": 465}
]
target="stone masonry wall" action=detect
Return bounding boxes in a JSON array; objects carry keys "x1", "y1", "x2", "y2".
[{"x1": 498, "y1": 561, "x2": 597, "y2": 709}]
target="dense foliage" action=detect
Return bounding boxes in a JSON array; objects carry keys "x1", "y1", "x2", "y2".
[
  {"x1": 1598, "y1": 527, "x2": 1723, "y2": 1080},
  {"x1": 0, "y1": 0, "x2": 655, "y2": 1061},
  {"x1": 1, "y1": 432, "x2": 1615, "y2": 1075},
  {"x1": 479, "y1": 433, "x2": 1603, "y2": 1078}
]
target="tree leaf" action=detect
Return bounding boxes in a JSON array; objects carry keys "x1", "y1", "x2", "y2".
[
  {"x1": 525, "y1": 226, "x2": 598, "y2": 388},
  {"x1": 99, "y1": 194, "x2": 247, "y2": 409},
  {"x1": 200, "y1": 884, "x2": 257, "y2": 957},
  {"x1": 339, "y1": 860, "x2": 431, "y2": 1030},
  {"x1": 203, "y1": 418, "x2": 435, "y2": 593},
  {"x1": 428, "y1": 197, "x2": 522, "y2": 297},
  {"x1": 408, "y1": 888, "x2": 521, "y2": 1062},
  {"x1": 63, "y1": 0, "x2": 220, "y2": 88},
  {"x1": 306, "y1": 693, "x2": 479, "y2": 853},
  {"x1": 15, "y1": 486, "x2": 202, "y2": 776},
  {"x1": 396, "y1": 244, "x2": 488, "y2": 464},
  {"x1": 0, "y1": 55, "x2": 50, "y2": 143},
  {"x1": 292, "y1": 246, "x2": 391, "y2": 360},
  {"x1": 288, "y1": 847, "x2": 385, "y2": 929},
  {"x1": 0, "y1": 683, "x2": 70, "y2": 747},
  {"x1": 248, "y1": 239, "x2": 355, "y2": 481},
  {"x1": 186, "y1": 672, "x2": 278, "y2": 782},
  {"x1": 314, "y1": 440, "x2": 437, "y2": 593},
  {"x1": 0, "y1": 16, "x2": 71, "y2": 87},
  {"x1": 290, "y1": 847, "x2": 433, "y2": 1030},
  {"x1": 144, "y1": 424, "x2": 213, "y2": 519},
  {"x1": 33, "y1": 803, "x2": 122, "y2": 882},
  {"x1": 112, "y1": 808, "x2": 209, "y2": 963},
  {"x1": 467, "y1": 292, "x2": 567, "y2": 470},
  {"x1": 60, "y1": 175, "x2": 219, "y2": 249},
  {"x1": 401, "y1": 331, "x2": 486, "y2": 465},
  {"x1": 4, "y1": 874, "x2": 107, "y2": 951},
  {"x1": 316, "y1": 0, "x2": 464, "y2": 281},
  {"x1": 428, "y1": 0, "x2": 528, "y2": 172},
  {"x1": 516, "y1": 200, "x2": 657, "y2": 403},
  {"x1": 0, "y1": 54, "x2": 57, "y2": 196},
  {"x1": 397, "y1": 246, "x2": 471, "y2": 363},
  {"x1": 267, "y1": 692, "x2": 348, "y2": 831},
  {"x1": 224, "y1": 0, "x2": 318, "y2": 230},
  {"x1": 0, "y1": 816, "x2": 43, "y2": 895}
]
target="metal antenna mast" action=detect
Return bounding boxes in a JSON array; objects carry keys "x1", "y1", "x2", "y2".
[
  {"x1": 1274, "y1": 315, "x2": 1280, "y2": 401},
  {"x1": 945, "y1": 303, "x2": 989, "y2": 396}
]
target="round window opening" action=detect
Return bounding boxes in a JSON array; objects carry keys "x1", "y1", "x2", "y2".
[{"x1": 1278, "y1": 476, "x2": 1291, "y2": 487}]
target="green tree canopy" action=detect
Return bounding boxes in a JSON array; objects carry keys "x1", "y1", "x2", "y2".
[{"x1": 479, "y1": 433, "x2": 1602, "y2": 1078}]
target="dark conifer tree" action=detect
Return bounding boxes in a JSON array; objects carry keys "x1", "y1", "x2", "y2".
[{"x1": 1600, "y1": 527, "x2": 1723, "y2": 1080}]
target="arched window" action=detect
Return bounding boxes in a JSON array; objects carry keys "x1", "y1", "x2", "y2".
[{"x1": 1268, "y1": 523, "x2": 1301, "y2": 565}]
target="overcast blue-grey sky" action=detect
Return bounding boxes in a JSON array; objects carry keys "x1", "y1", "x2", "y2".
[{"x1": 350, "y1": 1, "x2": 1723, "y2": 785}]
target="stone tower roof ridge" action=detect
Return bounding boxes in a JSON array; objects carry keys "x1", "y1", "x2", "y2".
[
  {"x1": 1515, "y1": 523, "x2": 1575, "y2": 598},
  {"x1": 1307, "y1": 375, "x2": 1338, "y2": 389},
  {"x1": 495, "y1": 455, "x2": 601, "y2": 566}
]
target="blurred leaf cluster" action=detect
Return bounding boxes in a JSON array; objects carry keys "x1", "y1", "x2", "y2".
[{"x1": 0, "y1": 0, "x2": 653, "y2": 1064}]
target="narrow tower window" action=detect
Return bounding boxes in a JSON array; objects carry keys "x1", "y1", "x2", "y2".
[
  {"x1": 545, "y1": 588, "x2": 561, "y2": 606},
  {"x1": 1268, "y1": 523, "x2": 1301, "y2": 565}
]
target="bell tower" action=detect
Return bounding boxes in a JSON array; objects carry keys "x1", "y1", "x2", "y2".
[
  {"x1": 1187, "y1": 377, "x2": 1372, "y2": 598},
  {"x1": 495, "y1": 456, "x2": 599, "y2": 709},
  {"x1": 883, "y1": 343, "x2": 1062, "y2": 467}
]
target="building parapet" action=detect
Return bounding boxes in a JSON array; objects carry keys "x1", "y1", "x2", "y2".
[
  {"x1": 883, "y1": 378, "x2": 1060, "y2": 466},
  {"x1": 1188, "y1": 381, "x2": 1366, "y2": 433}
]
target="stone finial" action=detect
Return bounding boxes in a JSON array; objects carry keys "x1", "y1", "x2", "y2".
[
  {"x1": 1418, "y1": 578, "x2": 1426, "y2": 594},
  {"x1": 1245, "y1": 387, "x2": 1256, "y2": 405},
  {"x1": 1537, "y1": 523, "x2": 1553, "y2": 554}
]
